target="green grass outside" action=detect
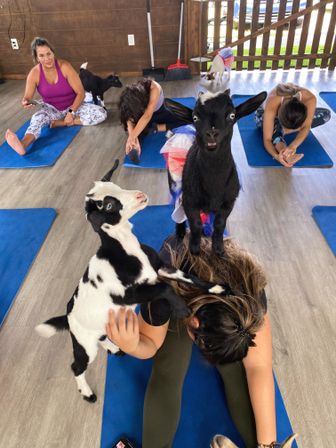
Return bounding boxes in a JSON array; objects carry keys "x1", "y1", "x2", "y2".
[{"x1": 207, "y1": 44, "x2": 326, "y2": 70}]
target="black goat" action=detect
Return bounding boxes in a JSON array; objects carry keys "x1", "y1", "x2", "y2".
[
  {"x1": 177, "y1": 90, "x2": 267, "y2": 256},
  {"x1": 79, "y1": 62, "x2": 122, "y2": 106}
]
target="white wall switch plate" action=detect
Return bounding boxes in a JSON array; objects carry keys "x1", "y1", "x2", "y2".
[{"x1": 127, "y1": 34, "x2": 135, "y2": 46}]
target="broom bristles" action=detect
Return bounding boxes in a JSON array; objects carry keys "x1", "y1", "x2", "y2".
[{"x1": 165, "y1": 59, "x2": 192, "y2": 81}]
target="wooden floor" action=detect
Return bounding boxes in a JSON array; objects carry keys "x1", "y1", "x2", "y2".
[{"x1": 0, "y1": 69, "x2": 335, "y2": 448}]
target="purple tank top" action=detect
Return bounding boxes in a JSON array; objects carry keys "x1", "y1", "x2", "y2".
[{"x1": 37, "y1": 60, "x2": 76, "y2": 111}]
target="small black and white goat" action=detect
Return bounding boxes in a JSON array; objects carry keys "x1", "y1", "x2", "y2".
[
  {"x1": 36, "y1": 160, "x2": 229, "y2": 402},
  {"x1": 177, "y1": 89, "x2": 267, "y2": 256},
  {"x1": 79, "y1": 62, "x2": 122, "y2": 107}
]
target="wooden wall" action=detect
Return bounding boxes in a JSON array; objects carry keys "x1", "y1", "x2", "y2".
[{"x1": 0, "y1": 0, "x2": 193, "y2": 78}]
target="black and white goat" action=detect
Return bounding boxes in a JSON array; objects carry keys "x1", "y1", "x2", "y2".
[
  {"x1": 36, "y1": 160, "x2": 229, "y2": 402},
  {"x1": 79, "y1": 62, "x2": 122, "y2": 107},
  {"x1": 177, "y1": 90, "x2": 267, "y2": 256}
]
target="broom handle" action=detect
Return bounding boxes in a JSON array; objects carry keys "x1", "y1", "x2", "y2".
[
  {"x1": 146, "y1": 0, "x2": 155, "y2": 68},
  {"x1": 177, "y1": 0, "x2": 184, "y2": 61}
]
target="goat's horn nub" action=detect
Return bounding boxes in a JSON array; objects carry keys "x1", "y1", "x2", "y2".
[{"x1": 101, "y1": 159, "x2": 119, "y2": 182}]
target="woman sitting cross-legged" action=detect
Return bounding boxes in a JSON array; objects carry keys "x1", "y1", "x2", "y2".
[
  {"x1": 5, "y1": 36, "x2": 107, "y2": 156},
  {"x1": 255, "y1": 82, "x2": 330, "y2": 167},
  {"x1": 106, "y1": 234, "x2": 296, "y2": 448},
  {"x1": 119, "y1": 78, "x2": 192, "y2": 161}
]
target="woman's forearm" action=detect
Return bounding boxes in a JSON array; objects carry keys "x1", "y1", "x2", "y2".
[
  {"x1": 246, "y1": 365, "x2": 276, "y2": 444},
  {"x1": 289, "y1": 126, "x2": 310, "y2": 150},
  {"x1": 70, "y1": 92, "x2": 85, "y2": 112},
  {"x1": 263, "y1": 139, "x2": 279, "y2": 159},
  {"x1": 126, "y1": 334, "x2": 159, "y2": 359},
  {"x1": 131, "y1": 112, "x2": 153, "y2": 139}
]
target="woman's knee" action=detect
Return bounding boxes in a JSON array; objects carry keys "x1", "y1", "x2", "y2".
[{"x1": 80, "y1": 105, "x2": 107, "y2": 126}]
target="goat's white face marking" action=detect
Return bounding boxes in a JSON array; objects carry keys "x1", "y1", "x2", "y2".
[
  {"x1": 199, "y1": 90, "x2": 223, "y2": 105},
  {"x1": 85, "y1": 181, "x2": 148, "y2": 227}
]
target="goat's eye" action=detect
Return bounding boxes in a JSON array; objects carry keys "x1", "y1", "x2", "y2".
[
  {"x1": 229, "y1": 112, "x2": 235, "y2": 120},
  {"x1": 193, "y1": 115, "x2": 199, "y2": 123},
  {"x1": 105, "y1": 203, "x2": 113, "y2": 211},
  {"x1": 96, "y1": 201, "x2": 103, "y2": 210}
]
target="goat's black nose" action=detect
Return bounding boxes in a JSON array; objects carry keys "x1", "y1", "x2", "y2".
[{"x1": 206, "y1": 128, "x2": 219, "y2": 139}]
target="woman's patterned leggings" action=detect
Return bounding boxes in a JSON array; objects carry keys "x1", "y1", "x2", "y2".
[
  {"x1": 25, "y1": 102, "x2": 107, "y2": 138},
  {"x1": 255, "y1": 106, "x2": 331, "y2": 145}
]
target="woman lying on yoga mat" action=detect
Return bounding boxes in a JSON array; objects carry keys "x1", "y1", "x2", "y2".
[
  {"x1": 119, "y1": 78, "x2": 192, "y2": 162},
  {"x1": 5, "y1": 37, "x2": 107, "y2": 156},
  {"x1": 255, "y1": 82, "x2": 330, "y2": 167},
  {"x1": 106, "y1": 235, "x2": 295, "y2": 448}
]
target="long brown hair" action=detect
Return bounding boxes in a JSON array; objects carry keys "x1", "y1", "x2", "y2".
[
  {"x1": 163, "y1": 235, "x2": 267, "y2": 364},
  {"x1": 119, "y1": 78, "x2": 152, "y2": 131}
]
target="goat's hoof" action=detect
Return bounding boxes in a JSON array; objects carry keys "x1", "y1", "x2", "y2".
[
  {"x1": 213, "y1": 242, "x2": 225, "y2": 257},
  {"x1": 83, "y1": 393, "x2": 97, "y2": 403},
  {"x1": 214, "y1": 248, "x2": 224, "y2": 257},
  {"x1": 189, "y1": 242, "x2": 200, "y2": 256},
  {"x1": 176, "y1": 223, "x2": 186, "y2": 239}
]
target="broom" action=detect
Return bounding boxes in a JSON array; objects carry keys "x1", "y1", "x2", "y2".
[
  {"x1": 165, "y1": 0, "x2": 192, "y2": 81},
  {"x1": 143, "y1": 0, "x2": 166, "y2": 81}
]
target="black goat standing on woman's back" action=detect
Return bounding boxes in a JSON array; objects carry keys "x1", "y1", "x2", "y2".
[{"x1": 177, "y1": 90, "x2": 267, "y2": 256}]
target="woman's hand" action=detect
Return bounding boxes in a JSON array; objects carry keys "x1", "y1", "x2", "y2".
[
  {"x1": 21, "y1": 98, "x2": 33, "y2": 109},
  {"x1": 106, "y1": 308, "x2": 140, "y2": 354},
  {"x1": 282, "y1": 144, "x2": 296, "y2": 160},
  {"x1": 125, "y1": 135, "x2": 141, "y2": 156},
  {"x1": 64, "y1": 112, "x2": 74, "y2": 126},
  {"x1": 274, "y1": 142, "x2": 294, "y2": 167}
]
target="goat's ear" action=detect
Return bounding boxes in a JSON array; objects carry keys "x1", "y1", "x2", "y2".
[
  {"x1": 224, "y1": 88, "x2": 231, "y2": 96},
  {"x1": 235, "y1": 91, "x2": 267, "y2": 120}
]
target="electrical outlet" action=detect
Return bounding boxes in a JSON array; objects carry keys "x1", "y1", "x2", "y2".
[
  {"x1": 127, "y1": 34, "x2": 135, "y2": 46},
  {"x1": 10, "y1": 38, "x2": 19, "y2": 50}
]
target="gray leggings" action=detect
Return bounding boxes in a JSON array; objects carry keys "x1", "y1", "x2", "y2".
[
  {"x1": 142, "y1": 320, "x2": 257, "y2": 448},
  {"x1": 25, "y1": 102, "x2": 107, "y2": 138}
]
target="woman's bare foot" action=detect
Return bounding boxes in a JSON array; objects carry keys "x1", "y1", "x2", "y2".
[
  {"x1": 5, "y1": 129, "x2": 26, "y2": 155},
  {"x1": 286, "y1": 152, "x2": 304, "y2": 165},
  {"x1": 50, "y1": 119, "x2": 66, "y2": 128}
]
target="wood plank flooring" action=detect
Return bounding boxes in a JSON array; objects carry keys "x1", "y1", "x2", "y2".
[{"x1": 0, "y1": 69, "x2": 335, "y2": 448}]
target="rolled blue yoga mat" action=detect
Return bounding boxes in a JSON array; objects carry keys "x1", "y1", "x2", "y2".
[
  {"x1": 0, "y1": 121, "x2": 81, "y2": 168},
  {"x1": 123, "y1": 97, "x2": 196, "y2": 169},
  {"x1": 319, "y1": 92, "x2": 336, "y2": 114},
  {"x1": 101, "y1": 205, "x2": 296, "y2": 448},
  {"x1": 0, "y1": 208, "x2": 56, "y2": 326},
  {"x1": 312, "y1": 206, "x2": 336, "y2": 256},
  {"x1": 232, "y1": 94, "x2": 333, "y2": 168}
]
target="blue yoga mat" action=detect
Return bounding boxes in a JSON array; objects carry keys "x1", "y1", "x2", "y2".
[
  {"x1": 233, "y1": 94, "x2": 333, "y2": 168},
  {"x1": 0, "y1": 121, "x2": 81, "y2": 168},
  {"x1": 101, "y1": 205, "x2": 296, "y2": 448},
  {"x1": 0, "y1": 208, "x2": 56, "y2": 326},
  {"x1": 312, "y1": 206, "x2": 336, "y2": 256},
  {"x1": 319, "y1": 92, "x2": 336, "y2": 114},
  {"x1": 124, "y1": 97, "x2": 196, "y2": 169}
]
